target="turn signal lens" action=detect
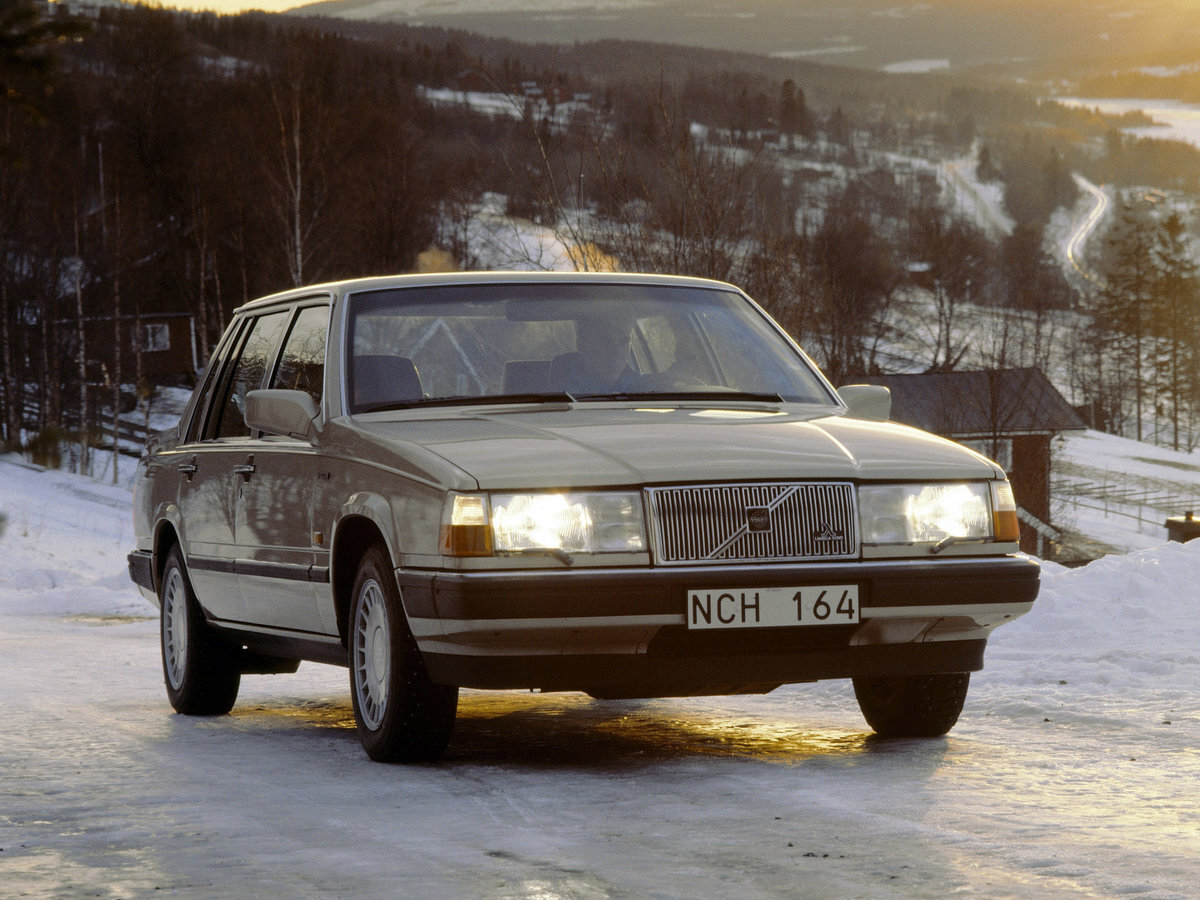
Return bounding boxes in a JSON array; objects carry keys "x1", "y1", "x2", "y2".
[
  {"x1": 440, "y1": 493, "x2": 493, "y2": 557},
  {"x1": 992, "y1": 481, "x2": 1020, "y2": 543}
]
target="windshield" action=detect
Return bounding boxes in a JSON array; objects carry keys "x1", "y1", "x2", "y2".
[{"x1": 344, "y1": 282, "x2": 836, "y2": 413}]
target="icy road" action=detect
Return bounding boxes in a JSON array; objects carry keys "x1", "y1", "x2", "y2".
[{"x1": 1, "y1": 454, "x2": 1198, "y2": 899}]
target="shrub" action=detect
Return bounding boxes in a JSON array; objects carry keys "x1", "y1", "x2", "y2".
[{"x1": 25, "y1": 429, "x2": 66, "y2": 469}]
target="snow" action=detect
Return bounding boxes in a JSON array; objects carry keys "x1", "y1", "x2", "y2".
[
  {"x1": 2, "y1": 435, "x2": 1198, "y2": 896},
  {"x1": 462, "y1": 207, "x2": 579, "y2": 271},
  {"x1": 1053, "y1": 429, "x2": 1200, "y2": 554},
  {"x1": 881, "y1": 59, "x2": 950, "y2": 74},
  {"x1": 1055, "y1": 97, "x2": 1200, "y2": 151},
  {"x1": 937, "y1": 150, "x2": 1015, "y2": 240}
]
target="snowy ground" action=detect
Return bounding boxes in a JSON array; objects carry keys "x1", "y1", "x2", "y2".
[{"x1": 1, "y1": 438, "x2": 1198, "y2": 898}]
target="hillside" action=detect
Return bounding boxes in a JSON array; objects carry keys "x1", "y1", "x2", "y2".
[
  {"x1": 283, "y1": 11, "x2": 950, "y2": 112},
  {"x1": 291, "y1": 0, "x2": 1200, "y2": 83}
]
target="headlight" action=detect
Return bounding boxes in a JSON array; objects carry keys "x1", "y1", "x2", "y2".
[
  {"x1": 441, "y1": 491, "x2": 646, "y2": 558},
  {"x1": 859, "y1": 481, "x2": 1018, "y2": 547}
]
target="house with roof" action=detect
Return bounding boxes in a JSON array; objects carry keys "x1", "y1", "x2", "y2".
[{"x1": 852, "y1": 367, "x2": 1087, "y2": 559}]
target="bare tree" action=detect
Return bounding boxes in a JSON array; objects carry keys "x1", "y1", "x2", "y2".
[
  {"x1": 807, "y1": 192, "x2": 904, "y2": 383},
  {"x1": 268, "y1": 70, "x2": 322, "y2": 286},
  {"x1": 909, "y1": 206, "x2": 994, "y2": 373},
  {"x1": 71, "y1": 200, "x2": 89, "y2": 476}
]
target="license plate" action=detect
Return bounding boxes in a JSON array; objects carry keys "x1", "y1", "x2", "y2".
[{"x1": 687, "y1": 585, "x2": 859, "y2": 630}]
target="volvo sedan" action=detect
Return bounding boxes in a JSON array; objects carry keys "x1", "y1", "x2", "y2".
[{"x1": 128, "y1": 272, "x2": 1038, "y2": 762}]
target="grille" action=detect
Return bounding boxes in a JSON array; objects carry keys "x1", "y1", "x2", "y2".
[{"x1": 646, "y1": 482, "x2": 858, "y2": 566}]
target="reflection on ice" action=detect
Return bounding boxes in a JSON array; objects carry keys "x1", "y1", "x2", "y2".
[{"x1": 225, "y1": 686, "x2": 956, "y2": 771}]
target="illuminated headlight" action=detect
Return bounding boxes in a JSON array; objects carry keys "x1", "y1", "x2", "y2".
[
  {"x1": 859, "y1": 481, "x2": 1019, "y2": 546},
  {"x1": 441, "y1": 491, "x2": 646, "y2": 557}
]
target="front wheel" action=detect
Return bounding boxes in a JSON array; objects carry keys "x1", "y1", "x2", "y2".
[
  {"x1": 159, "y1": 545, "x2": 241, "y2": 715},
  {"x1": 852, "y1": 673, "x2": 970, "y2": 738},
  {"x1": 348, "y1": 546, "x2": 458, "y2": 762}
]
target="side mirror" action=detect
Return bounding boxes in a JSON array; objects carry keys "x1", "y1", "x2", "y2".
[
  {"x1": 245, "y1": 389, "x2": 319, "y2": 440},
  {"x1": 837, "y1": 384, "x2": 891, "y2": 421}
]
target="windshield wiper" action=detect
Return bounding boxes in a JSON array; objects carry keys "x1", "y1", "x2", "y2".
[
  {"x1": 360, "y1": 392, "x2": 576, "y2": 413},
  {"x1": 572, "y1": 390, "x2": 786, "y2": 404},
  {"x1": 360, "y1": 390, "x2": 788, "y2": 413}
]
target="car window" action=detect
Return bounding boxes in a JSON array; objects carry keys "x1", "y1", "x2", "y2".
[
  {"x1": 345, "y1": 283, "x2": 834, "y2": 411},
  {"x1": 694, "y1": 306, "x2": 803, "y2": 395},
  {"x1": 207, "y1": 310, "x2": 290, "y2": 439},
  {"x1": 183, "y1": 321, "x2": 244, "y2": 444},
  {"x1": 270, "y1": 304, "x2": 328, "y2": 406}
]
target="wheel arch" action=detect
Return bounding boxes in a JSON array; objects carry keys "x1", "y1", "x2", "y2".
[
  {"x1": 151, "y1": 516, "x2": 183, "y2": 595},
  {"x1": 331, "y1": 512, "x2": 392, "y2": 646}
]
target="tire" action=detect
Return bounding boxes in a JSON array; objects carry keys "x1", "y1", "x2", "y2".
[
  {"x1": 160, "y1": 545, "x2": 241, "y2": 716},
  {"x1": 852, "y1": 672, "x2": 970, "y2": 738},
  {"x1": 348, "y1": 545, "x2": 458, "y2": 762}
]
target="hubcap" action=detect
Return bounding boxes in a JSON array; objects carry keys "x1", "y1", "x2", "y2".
[
  {"x1": 162, "y1": 567, "x2": 188, "y2": 690},
  {"x1": 353, "y1": 579, "x2": 390, "y2": 731}
]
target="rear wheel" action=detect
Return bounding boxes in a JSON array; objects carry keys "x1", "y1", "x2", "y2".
[
  {"x1": 160, "y1": 545, "x2": 240, "y2": 715},
  {"x1": 348, "y1": 545, "x2": 458, "y2": 762},
  {"x1": 852, "y1": 673, "x2": 970, "y2": 738}
]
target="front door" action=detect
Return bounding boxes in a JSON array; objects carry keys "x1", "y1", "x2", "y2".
[
  {"x1": 235, "y1": 303, "x2": 331, "y2": 635},
  {"x1": 182, "y1": 308, "x2": 291, "y2": 624}
]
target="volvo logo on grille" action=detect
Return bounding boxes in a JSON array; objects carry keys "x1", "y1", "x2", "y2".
[
  {"x1": 813, "y1": 523, "x2": 844, "y2": 543},
  {"x1": 746, "y1": 507, "x2": 772, "y2": 532}
]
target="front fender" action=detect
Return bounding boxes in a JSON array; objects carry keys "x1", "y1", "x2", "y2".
[{"x1": 336, "y1": 491, "x2": 400, "y2": 562}]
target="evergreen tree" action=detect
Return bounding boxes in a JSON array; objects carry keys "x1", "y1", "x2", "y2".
[
  {"x1": 1153, "y1": 211, "x2": 1200, "y2": 450},
  {"x1": 778, "y1": 79, "x2": 810, "y2": 151},
  {"x1": 975, "y1": 145, "x2": 1001, "y2": 183},
  {"x1": 1094, "y1": 195, "x2": 1156, "y2": 440}
]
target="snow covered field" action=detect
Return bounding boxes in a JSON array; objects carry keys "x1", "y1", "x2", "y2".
[{"x1": 1, "y1": 437, "x2": 1198, "y2": 898}]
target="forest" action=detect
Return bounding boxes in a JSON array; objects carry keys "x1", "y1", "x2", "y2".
[{"x1": 4, "y1": 0, "x2": 1200, "y2": 475}]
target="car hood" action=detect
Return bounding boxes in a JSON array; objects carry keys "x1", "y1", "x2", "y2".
[{"x1": 353, "y1": 404, "x2": 1002, "y2": 490}]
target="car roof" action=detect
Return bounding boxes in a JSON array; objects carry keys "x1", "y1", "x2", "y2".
[{"x1": 233, "y1": 271, "x2": 740, "y2": 315}]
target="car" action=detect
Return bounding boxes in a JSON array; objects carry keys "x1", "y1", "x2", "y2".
[{"x1": 128, "y1": 271, "x2": 1039, "y2": 762}]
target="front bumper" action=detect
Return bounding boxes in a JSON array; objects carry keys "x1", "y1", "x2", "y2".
[{"x1": 399, "y1": 555, "x2": 1039, "y2": 696}]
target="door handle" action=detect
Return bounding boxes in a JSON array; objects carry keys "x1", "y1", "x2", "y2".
[
  {"x1": 177, "y1": 461, "x2": 198, "y2": 482},
  {"x1": 233, "y1": 463, "x2": 256, "y2": 482}
]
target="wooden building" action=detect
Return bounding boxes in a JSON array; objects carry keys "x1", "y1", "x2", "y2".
[{"x1": 54, "y1": 311, "x2": 199, "y2": 384}]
